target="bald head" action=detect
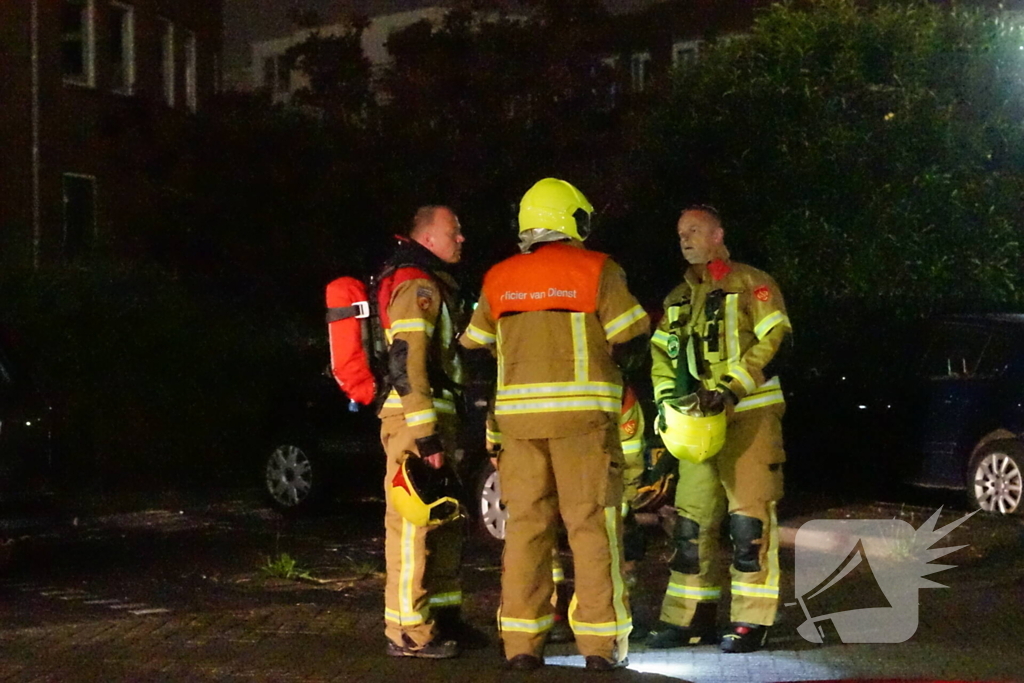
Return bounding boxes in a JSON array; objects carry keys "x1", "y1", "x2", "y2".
[{"x1": 410, "y1": 205, "x2": 464, "y2": 264}]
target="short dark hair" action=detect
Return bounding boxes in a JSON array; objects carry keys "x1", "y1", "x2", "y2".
[
  {"x1": 682, "y1": 203, "x2": 721, "y2": 219},
  {"x1": 409, "y1": 205, "x2": 444, "y2": 238}
]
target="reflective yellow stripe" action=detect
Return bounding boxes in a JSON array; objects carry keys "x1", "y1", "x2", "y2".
[
  {"x1": 433, "y1": 399, "x2": 456, "y2": 415},
  {"x1": 464, "y1": 324, "x2": 495, "y2": 345},
  {"x1": 734, "y1": 390, "x2": 785, "y2": 412},
  {"x1": 666, "y1": 583, "x2": 721, "y2": 601},
  {"x1": 500, "y1": 614, "x2": 554, "y2": 634},
  {"x1": 390, "y1": 318, "x2": 434, "y2": 335},
  {"x1": 495, "y1": 397, "x2": 620, "y2": 414},
  {"x1": 399, "y1": 519, "x2": 417, "y2": 624},
  {"x1": 725, "y1": 294, "x2": 740, "y2": 363},
  {"x1": 728, "y1": 365, "x2": 757, "y2": 394},
  {"x1": 496, "y1": 382, "x2": 622, "y2": 400},
  {"x1": 486, "y1": 427, "x2": 502, "y2": 444},
  {"x1": 651, "y1": 329, "x2": 673, "y2": 349},
  {"x1": 654, "y1": 380, "x2": 674, "y2": 399},
  {"x1": 622, "y1": 439, "x2": 643, "y2": 456},
  {"x1": 767, "y1": 502, "x2": 780, "y2": 591},
  {"x1": 731, "y1": 582, "x2": 780, "y2": 599},
  {"x1": 566, "y1": 506, "x2": 635, "y2": 646},
  {"x1": 405, "y1": 409, "x2": 437, "y2": 427},
  {"x1": 604, "y1": 304, "x2": 647, "y2": 340},
  {"x1": 385, "y1": 607, "x2": 425, "y2": 625},
  {"x1": 572, "y1": 312, "x2": 588, "y2": 383},
  {"x1": 754, "y1": 311, "x2": 788, "y2": 340},
  {"x1": 552, "y1": 566, "x2": 565, "y2": 583},
  {"x1": 428, "y1": 591, "x2": 463, "y2": 607}
]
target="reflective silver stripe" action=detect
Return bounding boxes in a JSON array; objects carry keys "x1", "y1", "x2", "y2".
[
  {"x1": 497, "y1": 382, "x2": 621, "y2": 399},
  {"x1": 572, "y1": 312, "x2": 588, "y2": 383},
  {"x1": 464, "y1": 324, "x2": 495, "y2": 345},
  {"x1": 390, "y1": 319, "x2": 434, "y2": 335},
  {"x1": 405, "y1": 409, "x2": 437, "y2": 427},
  {"x1": 500, "y1": 614, "x2": 554, "y2": 633},
  {"x1": 622, "y1": 439, "x2": 643, "y2": 455},
  {"x1": 428, "y1": 591, "x2": 463, "y2": 607},
  {"x1": 604, "y1": 304, "x2": 647, "y2": 340},
  {"x1": 666, "y1": 583, "x2": 722, "y2": 600},
  {"x1": 651, "y1": 329, "x2": 673, "y2": 349},
  {"x1": 734, "y1": 390, "x2": 785, "y2": 412},
  {"x1": 754, "y1": 310, "x2": 788, "y2": 340},
  {"x1": 725, "y1": 293, "x2": 740, "y2": 363},
  {"x1": 728, "y1": 365, "x2": 757, "y2": 394},
  {"x1": 731, "y1": 582, "x2": 780, "y2": 599},
  {"x1": 495, "y1": 397, "x2": 621, "y2": 414}
]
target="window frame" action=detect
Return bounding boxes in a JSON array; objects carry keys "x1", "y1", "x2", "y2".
[
  {"x1": 184, "y1": 29, "x2": 198, "y2": 112},
  {"x1": 108, "y1": 2, "x2": 135, "y2": 95},
  {"x1": 159, "y1": 18, "x2": 176, "y2": 106},
  {"x1": 629, "y1": 51, "x2": 651, "y2": 93},
  {"x1": 671, "y1": 39, "x2": 701, "y2": 70},
  {"x1": 61, "y1": 0, "x2": 96, "y2": 87}
]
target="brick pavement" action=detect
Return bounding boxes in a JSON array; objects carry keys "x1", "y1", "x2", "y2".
[{"x1": 0, "y1": 501, "x2": 1022, "y2": 682}]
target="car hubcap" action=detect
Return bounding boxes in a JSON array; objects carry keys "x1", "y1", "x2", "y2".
[
  {"x1": 266, "y1": 445, "x2": 312, "y2": 507},
  {"x1": 974, "y1": 452, "x2": 1023, "y2": 515},
  {"x1": 479, "y1": 469, "x2": 508, "y2": 540}
]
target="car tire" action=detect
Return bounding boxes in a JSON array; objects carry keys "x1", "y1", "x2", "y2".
[
  {"x1": 474, "y1": 460, "x2": 507, "y2": 542},
  {"x1": 263, "y1": 439, "x2": 328, "y2": 514},
  {"x1": 967, "y1": 439, "x2": 1024, "y2": 516}
]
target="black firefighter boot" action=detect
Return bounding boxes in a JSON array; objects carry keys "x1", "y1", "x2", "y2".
[
  {"x1": 646, "y1": 602, "x2": 718, "y2": 648},
  {"x1": 433, "y1": 606, "x2": 490, "y2": 650}
]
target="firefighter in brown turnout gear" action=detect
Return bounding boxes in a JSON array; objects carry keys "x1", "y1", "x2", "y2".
[
  {"x1": 379, "y1": 206, "x2": 478, "y2": 659},
  {"x1": 460, "y1": 179, "x2": 650, "y2": 672},
  {"x1": 646, "y1": 205, "x2": 792, "y2": 653}
]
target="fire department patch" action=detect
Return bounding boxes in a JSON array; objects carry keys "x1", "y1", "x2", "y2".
[
  {"x1": 622, "y1": 419, "x2": 638, "y2": 437},
  {"x1": 416, "y1": 287, "x2": 434, "y2": 311},
  {"x1": 667, "y1": 334, "x2": 680, "y2": 359},
  {"x1": 754, "y1": 285, "x2": 771, "y2": 302}
]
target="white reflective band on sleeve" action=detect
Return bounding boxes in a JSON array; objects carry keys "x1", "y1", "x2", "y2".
[
  {"x1": 754, "y1": 310, "x2": 789, "y2": 340},
  {"x1": 728, "y1": 365, "x2": 758, "y2": 394},
  {"x1": 622, "y1": 439, "x2": 643, "y2": 456},
  {"x1": 464, "y1": 324, "x2": 496, "y2": 345},
  {"x1": 731, "y1": 581, "x2": 780, "y2": 599},
  {"x1": 651, "y1": 329, "x2": 673, "y2": 349},
  {"x1": 390, "y1": 319, "x2": 434, "y2": 335},
  {"x1": 734, "y1": 389, "x2": 785, "y2": 412},
  {"x1": 405, "y1": 409, "x2": 438, "y2": 427},
  {"x1": 604, "y1": 304, "x2": 648, "y2": 340}
]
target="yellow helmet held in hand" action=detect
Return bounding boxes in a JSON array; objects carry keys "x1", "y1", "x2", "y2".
[
  {"x1": 390, "y1": 453, "x2": 463, "y2": 527},
  {"x1": 657, "y1": 397, "x2": 727, "y2": 464},
  {"x1": 518, "y1": 178, "x2": 594, "y2": 240}
]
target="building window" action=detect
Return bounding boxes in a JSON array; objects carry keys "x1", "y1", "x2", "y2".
[
  {"x1": 185, "y1": 31, "x2": 198, "y2": 112},
  {"x1": 630, "y1": 51, "x2": 651, "y2": 93},
  {"x1": 108, "y1": 2, "x2": 134, "y2": 94},
  {"x1": 159, "y1": 19, "x2": 175, "y2": 106},
  {"x1": 672, "y1": 40, "x2": 701, "y2": 70},
  {"x1": 61, "y1": 0, "x2": 95, "y2": 86},
  {"x1": 62, "y1": 174, "x2": 96, "y2": 259}
]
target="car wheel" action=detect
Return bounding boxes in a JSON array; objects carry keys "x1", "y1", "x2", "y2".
[
  {"x1": 475, "y1": 460, "x2": 508, "y2": 542},
  {"x1": 264, "y1": 441, "x2": 323, "y2": 513},
  {"x1": 968, "y1": 440, "x2": 1024, "y2": 516}
]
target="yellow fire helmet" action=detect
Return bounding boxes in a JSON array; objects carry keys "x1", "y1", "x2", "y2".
[
  {"x1": 656, "y1": 396, "x2": 727, "y2": 464},
  {"x1": 518, "y1": 178, "x2": 595, "y2": 241},
  {"x1": 389, "y1": 454, "x2": 463, "y2": 527}
]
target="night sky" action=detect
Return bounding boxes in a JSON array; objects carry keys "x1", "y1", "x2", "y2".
[{"x1": 223, "y1": 0, "x2": 661, "y2": 71}]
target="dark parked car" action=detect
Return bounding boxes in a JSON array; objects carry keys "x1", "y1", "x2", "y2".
[
  {"x1": 0, "y1": 334, "x2": 55, "y2": 501},
  {"x1": 794, "y1": 314, "x2": 1024, "y2": 515},
  {"x1": 261, "y1": 368, "x2": 503, "y2": 537}
]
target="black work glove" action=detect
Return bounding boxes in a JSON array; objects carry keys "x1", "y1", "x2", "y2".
[
  {"x1": 414, "y1": 434, "x2": 445, "y2": 469},
  {"x1": 695, "y1": 387, "x2": 735, "y2": 415}
]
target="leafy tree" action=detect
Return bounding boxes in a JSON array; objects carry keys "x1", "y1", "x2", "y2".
[{"x1": 634, "y1": 0, "x2": 1024, "y2": 369}]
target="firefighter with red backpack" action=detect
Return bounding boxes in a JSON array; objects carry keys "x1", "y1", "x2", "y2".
[{"x1": 361, "y1": 206, "x2": 478, "y2": 659}]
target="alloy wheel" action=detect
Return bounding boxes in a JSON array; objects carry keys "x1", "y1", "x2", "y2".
[
  {"x1": 973, "y1": 451, "x2": 1023, "y2": 515},
  {"x1": 266, "y1": 444, "x2": 313, "y2": 509}
]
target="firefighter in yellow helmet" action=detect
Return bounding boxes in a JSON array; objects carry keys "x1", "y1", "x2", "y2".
[
  {"x1": 460, "y1": 178, "x2": 650, "y2": 671},
  {"x1": 646, "y1": 205, "x2": 792, "y2": 654}
]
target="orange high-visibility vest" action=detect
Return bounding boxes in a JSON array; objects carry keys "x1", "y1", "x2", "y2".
[{"x1": 483, "y1": 242, "x2": 607, "y2": 318}]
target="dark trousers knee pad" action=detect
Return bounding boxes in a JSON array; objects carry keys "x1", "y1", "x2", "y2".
[
  {"x1": 729, "y1": 514, "x2": 764, "y2": 573},
  {"x1": 670, "y1": 516, "x2": 701, "y2": 575}
]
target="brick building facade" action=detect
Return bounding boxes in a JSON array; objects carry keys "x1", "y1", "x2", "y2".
[{"x1": 0, "y1": 0, "x2": 222, "y2": 268}]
